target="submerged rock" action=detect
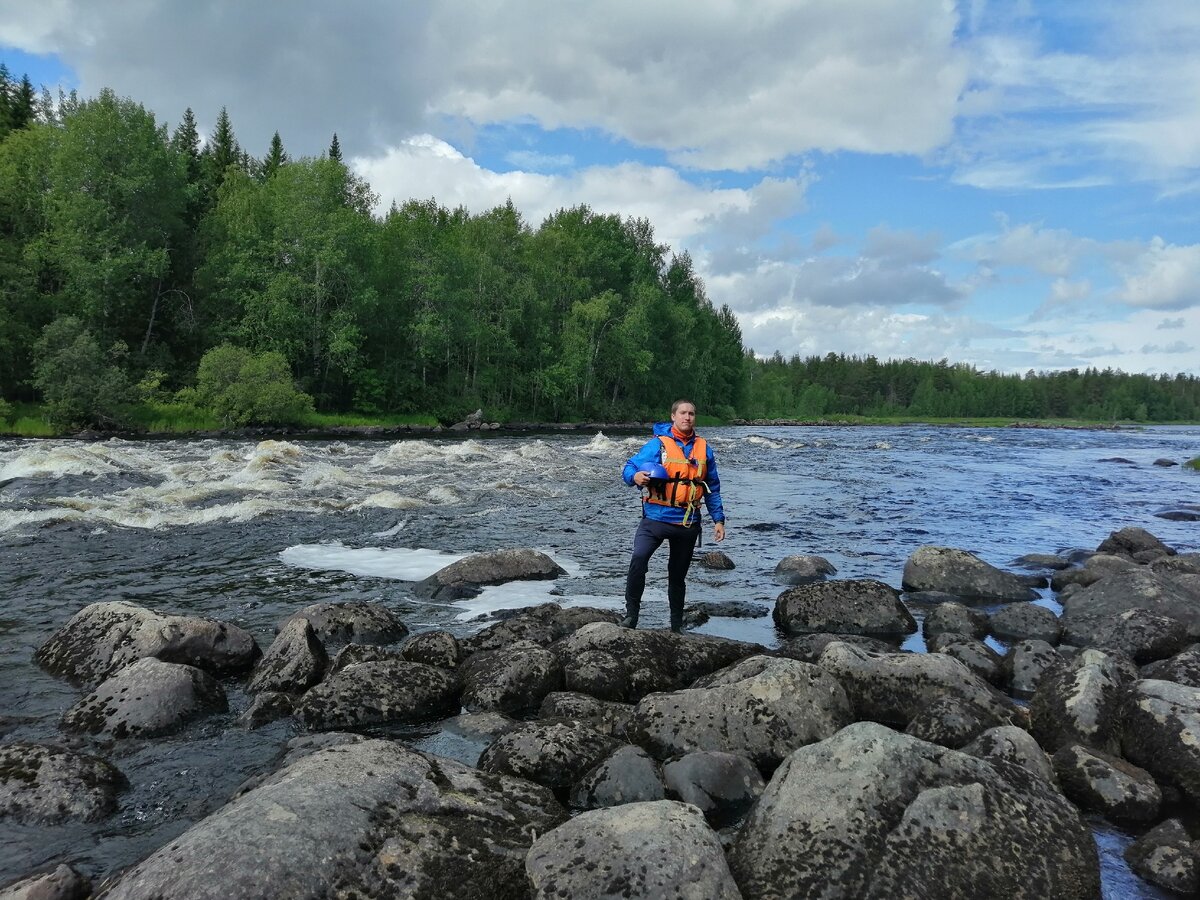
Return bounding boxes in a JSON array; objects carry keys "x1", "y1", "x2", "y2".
[
  {"x1": 279, "y1": 601, "x2": 408, "y2": 646},
  {"x1": 0, "y1": 743, "x2": 126, "y2": 825},
  {"x1": 698, "y1": 550, "x2": 735, "y2": 570},
  {"x1": 293, "y1": 658, "x2": 459, "y2": 730},
  {"x1": 773, "y1": 579, "x2": 916, "y2": 637},
  {"x1": 773, "y1": 554, "x2": 836, "y2": 585},
  {"x1": 902, "y1": 546, "x2": 1038, "y2": 601},
  {"x1": 415, "y1": 548, "x2": 565, "y2": 601}
]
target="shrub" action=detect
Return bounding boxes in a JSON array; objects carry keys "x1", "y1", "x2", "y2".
[
  {"x1": 0, "y1": 397, "x2": 11, "y2": 424},
  {"x1": 190, "y1": 344, "x2": 314, "y2": 426},
  {"x1": 32, "y1": 317, "x2": 134, "y2": 429}
]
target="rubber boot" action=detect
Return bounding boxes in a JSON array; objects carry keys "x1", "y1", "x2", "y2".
[
  {"x1": 620, "y1": 602, "x2": 639, "y2": 629},
  {"x1": 669, "y1": 608, "x2": 684, "y2": 634}
]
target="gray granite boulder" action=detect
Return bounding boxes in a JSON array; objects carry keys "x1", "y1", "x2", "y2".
[
  {"x1": 1097, "y1": 526, "x2": 1175, "y2": 558},
  {"x1": 97, "y1": 740, "x2": 565, "y2": 900},
  {"x1": 526, "y1": 800, "x2": 741, "y2": 900},
  {"x1": 0, "y1": 743, "x2": 126, "y2": 825},
  {"x1": 728, "y1": 722, "x2": 1099, "y2": 900},
  {"x1": 927, "y1": 632, "x2": 1003, "y2": 684},
  {"x1": 293, "y1": 659, "x2": 459, "y2": 730},
  {"x1": 1152, "y1": 553, "x2": 1200, "y2": 577},
  {"x1": 326, "y1": 643, "x2": 403, "y2": 674},
  {"x1": 400, "y1": 630, "x2": 462, "y2": 669},
  {"x1": 989, "y1": 603, "x2": 1062, "y2": 644},
  {"x1": 922, "y1": 602, "x2": 988, "y2": 640},
  {"x1": 1123, "y1": 819, "x2": 1200, "y2": 895},
  {"x1": 962, "y1": 725, "x2": 1056, "y2": 785},
  {"x1": 34, "y1": 600, "x2": 259, "y2": 687},
  {"x1": 1142, "y1": 643, "x2": 1200, "y2": 687},
  {"x1": 1015, "y1": 553, "x2": 1070, "y2": 570},
  {"x1": 904, "y1": 694, "x2": 1010, "y2": 749},
  {"x1": 562, "y1": 648, "x2": 630, "y2": 701},
  {"x1": 479, "y1": 720, "x2": 618, "y2": 802},
  {"x1": 698, "y1": 550, "x2": 735, "y2": 570},
  {"x1": 246, "y1": 618, "x2": 327, "y2": 694},
  {"x1": 537, "y1": 692, "x2": 633, "y2": 737},
  {"x1": 1051, "y1": 744, "x2": 1161, "y2": 822},
  {"x1": 463, "y1": 603, "x2": 620, "y2": 653},
  {"x1": 0, "y1": 864, "x2": 91, "y2": 900},
  {"x1": 773, "y1": 554, "x2": 836, "y2": 585},
  {"x1": 459, "y1": 640, "x2": 563, "y2": 714},
  {"x1": 773, "y1": 579, "x2": 916, "y2": 637},
  {"x1": 1061, "y1": 569, "x2": 1200, "y2": 638},
  {"x1": 628, "y1": 655, "x2": 852, "y2": 771},
  {"x1": 690, "y1": 600, "x2": 770, "y2": 619},
  {"x1": 776, "y1": 632, "x2": 898, "y2": 663},
  {"x1": 415, "y1": 548, "x2": 566, "y2": 600},
  {"x1": 902, "y1": 546, "x2": 1038, "y2": 600},
  {"x1": 1122, "y1": 679, "x2": 1200, "y2": 804},
  {"x1": 238, "y1": 691, "x2": 295, "y2": 729},
  {"x1": 1003, "y1": 639, "x2": 1064, "y2": 698},
  {"x1": 1063, "y1": 607, "x2": 1190, "y2": 663},
  {"x1": 61, "y1": 658, "x2": 226, "y2": 739},
  {"x1": 1029, "y1": 649, "x2": 1134, "y2": 755},
  {"x1": 569, "y1": 744, "x2": 664, "y2": 810},
  {"x1": 663, "y1": 751, "x2": 765, "y2": 827},
  {"x1": 279, "y1": 601, "x2": 408, "y2": 646}
]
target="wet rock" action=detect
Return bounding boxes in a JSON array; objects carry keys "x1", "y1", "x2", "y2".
[
  {"x1": 1051, "y1": 744, "x2": 1161, "y2": 822},
  {"x1": 562, "y1": 648, "x2": 629, "y2": 701},
  {"x1": 904, "y1": 694, "x2": 1010, "y2": 749},
  {"x1": 415, "y1": 548, "x2": 566, "y2": 600},
  {"x1": 237, "y1": 691, "x2": 295, "y2": 729},
  {"x1": 1029, "y1": 649, "x2": 1134, "y2": 755},
  {"x1": 479, "y1": 720, "x2": 617, "y2": 802},
  {"x1": 776, "y1": 632, "x2": 899, "y2": 663},
  {"x1": 1063, "y1": 608, "x2": 1190, "y2": 663},
  {"x1": 246, "y1": 618, "x2": 327, "y2": 694},
  {"x1": 462, "y1": 603, "x2": 619, "y2": 653},
  {"x1": 773, "y1": 579, "x2": 916, "y2": 637},
  {"x1": 1014, "y1": 553, "x2": 1071, "y2": 570},
  {"x1": 690, "y1": 600, "x2": 770, "y2": 619},
  {"x1": 61, "y1": 658, "x2": 227, "y2": 739},
  {"x1": 1061, "y1": 569, "x2": 1200, "y2": 638},
  {"x1": 1151, "y1": 553, "x2": 1200, "y2": 577},
  {"x1": 698, "y1": 550, "x2": 735, "y2": 570},
  {"x1": 818, "y1": 641, "x2": 1017, "y2": 728},
  {"x1": 0, "y1": 864, "x2": 91, "y2": 900},
  {"x1": 0, "y1": 743, "x2": 126, "y2": 825},
  {"x1": 1051, "y1": 567, "x2": 1105, "y2": 591},
  {"x1": 326, "y1": 643, "x2": 402, "y2": 674},
  {"x1": 1154, "y1": 458, "x2": 1180, "y2": 467},
  {"x1": 526, "y1": 800, "x2": 741, "y2": 900},
  {"x1": 928, "y1": 632, "x2": 1003, "y2": 684},
  {"x1": 1097, "y1": 526, "x2": 1176, "y2": 558},
  {"x1": 537, "y1": 692, "x2": 633, "y2": 737},
  {"x1": 1123, "y1": 819, "x2": 1200, "y2": 895},
  {"x1": 279, "y1": 601, "x2": 408, "y2": 646},
  {"x1": 293, "y1": 659, "x2": 459, "y2": 730},
  {"x1": 901, "y1": 590, "x2": 967, "y2": 605},
  {"x1": 902, "y1": 546, "x2": 1038, "y2": 601},
  {"x1": 400, "y1": 630, "x2": 462, "y2": 669},
  {"x1": 963, "y1": 725, "x2": 1056, "y2": 785},
  {"x1": 459, "y1": 640, "x2": 563, "y2": 714},
  {"x1": 98, "y1": 740, "x2": 565, "y2": 900},
  {"x1": 989, "y1": 603, "x2": 1062, "y2": 644},
  {"x1": 34, "y1": 600, "x2": 259, "y2": 688},
  {"x1": 570, "y1": 744, "x2": 664, "y2": 810},
  {"x1": 1142, "y1": 643, "x2": 1200, "y2": 687},
  {"x1": 551, "y1": 622, "x2": 761, "y2": 703},
  {"x1": 922, "y1": 602, "x2": 988, "y2": 640},
  {"x1": 628, "y1": 655, "x2": 852, "y2": 772},
  {"x1": 728, "y1": 722, "x2": 1100, "y2": 900},
  {"x1": 1123, "y1": 679, "x2": 1200, "y2": 804},
  {"x1": 1003, "y1": 639, "x2": 1065, "y2": 698},
  {"x1": 773, "y1": 554, "x2": 836, "y2": 585},
  {"x1": 662, "y1": 750, "x2": 765, "y2": 827},
  {"x1": 1155, "y1": 506, "x2": 1200, "y2": 522}
]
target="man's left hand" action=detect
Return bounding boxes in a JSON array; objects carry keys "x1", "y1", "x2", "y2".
[{"x1": 713, "y1": 522, "x2": 725, "y2": 542}]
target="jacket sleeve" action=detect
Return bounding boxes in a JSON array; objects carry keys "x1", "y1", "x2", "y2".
[
  {"x1": 623, "y1": 438, "x2": 662, "y2": 486},
  {"x1": 704, "y1": 445, "x2": 725, "y2": 522}
]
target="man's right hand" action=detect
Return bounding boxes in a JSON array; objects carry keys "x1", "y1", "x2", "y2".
[{"x1": 633, "y1": 471, "x2": 650, "y2": 486}]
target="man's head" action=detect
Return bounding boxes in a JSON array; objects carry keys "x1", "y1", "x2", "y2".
[{"x1": 670, "y1": 399, "x2": 696, "y2": 435}]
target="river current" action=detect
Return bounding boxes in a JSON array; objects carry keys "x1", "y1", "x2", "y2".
[{"x1": 2, "y1": 425, "x2": 1198, "y2": 894}]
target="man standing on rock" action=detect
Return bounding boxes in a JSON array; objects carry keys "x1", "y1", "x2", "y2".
[{"x1": 621, "y1": 399, "x2": 726, "y2": 633}]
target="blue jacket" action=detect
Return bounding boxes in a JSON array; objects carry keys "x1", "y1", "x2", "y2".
[{"x1": 622, "y1": 422, "x2": 725, "y2": 525}]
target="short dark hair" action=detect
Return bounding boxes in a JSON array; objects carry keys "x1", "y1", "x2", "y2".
[{"x1": 670, "y1": 399, "x2": 696, "y2": 415}]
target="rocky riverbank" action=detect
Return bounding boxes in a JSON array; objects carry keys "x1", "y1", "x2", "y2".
[{"x1": 4, "y1": 534, "x2": 1200, "y2": 897}]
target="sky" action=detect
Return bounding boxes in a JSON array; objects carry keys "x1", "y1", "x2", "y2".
[{"x1": 2, "y1": 0, "x2": 1199, "y2": 375}]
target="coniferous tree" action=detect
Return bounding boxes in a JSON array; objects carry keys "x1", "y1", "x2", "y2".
[
  {"x1": 261, "y1": 131, "x2": 288, "y2": 180},
  {"x1": 328, "y1": 132, "x2": 342, "y2": 162},
  {"x1": 201, "y1": 107, "x2": 241, "y2": 207}
]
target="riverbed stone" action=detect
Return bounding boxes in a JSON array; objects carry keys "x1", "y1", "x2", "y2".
[
  {"x1": 1123, "y1": 819, "x2": 1200, "y2": 895},
  {"x1": 817, "y1": 641, "x2": 1017, "y2": 728},
  {"x1": 326, "y1": 643, "x2": 403, "y2": 674},
  {"x1": 526, "y1": 800, "x2": 740, "y2": 900},
  {"x1": 1052, "y1": 743, "x2": 1161, "y2": 822},
  {"x1": 1063, "y1": 607, "x2": 1190, "y2": 663},
  {"x1": 1029, "y1": 649, "x2": 1134, "y2": 755},
  {"x1": 928, "y1": 633, "x2": 1004, "y2": 684},
  {"x1": 537, "y1": 692, "x2": 633, "y2": 737},
  {"x1": 902, "y1": 546, "x2": 1038, "y2": 600},
  {"x1": 246, "y1": 618, "x2": 327, "y2": 694},
  {"x1": 279, "y1": 601, "x2": 408, "y2": 646},
  {"x1": 97, "y1": 740, "x2": 565, "y2": 900},
  {"x1": 462, "y1": 603, "x2": 620, "y2": 653},
  {"x1": 1142, "y1": 643, "x2": 1200, "y2": 687},
  {"x1": 628, "y1": 655, "x2": 852, "y2": 772},
  {"x1": 1003, "y1": 639, "x2": 1065, "y2": 698},
  {"x1": 773, "y1": 554, "x2": 836, "y2": 585},
  {"x1": 562, "y1": 648, "x2": 629, "y2": 701},
  {"x1": 989, "y1": 603, "x2": 1062, "y2": 644},
  {"x1": 0, "y1": 743, "x2": 126, "y2": 825},
  {"x1": 238, "y1": 691, "x2": 295, "y2": 729},
  {"x1": 400, "y1": 630, "x2": 462, "y2": 669},
  {"x1": 33, "y1": 600, "x2": 260, "y2": 688},
  {"x1": 61, "y1": 657, "x2": 227, "y2": 739},
  {"x1": 1122, "y1": 679, "x2": 1200, "y2": 804},
  {"x1": 690, "y1": 600, "x2": 770, "y2": 619},
  {"x1": 293, "y1": 658, "x2": 459, "y2": 730},
  {"x1": 698, "y1": 550, "x2": 735, "y2": 570},
  {"x1": 459, "y1": 640, "x2": 563, "y2": 714},
  {"x1": 922, "y1": 602, "x2": 988, "y2": 640},
  {"x1": 728, "y1": 722, "x2": 1099, "y2": 900},
  {"x1": 1152, "y1": 552, "x2": 1200, "y2": 577},
  {"x1": 0, "y1": 864, "x2": 91, "y2": 900},
  {"x1": 1015, "y1": 553, "x2": 1071, "y2": 570},
  {"x1": 776, "y1": 632, "x2": 898, "y2": 663},
  {"x1": 662, "y1": 750, "x2": 765, "y2": 827},
  {"x1": 1097, "y1": 526, "x2": 1176, "y2": 558},
  {"x1": 963, "y1": 725, "x2": 1056, "y2": 785},
  {"x1": 569, "y1": 744, "x2": 664, "y2": 810},
  {"x1": 904, "y1": 694, "x2": 1010, "y2": 748},
  {"x1": 773, "y1": 579, "x2": 916, "y2": 637},
  {"x1": 415, "y1": 548, "x2": 566, "y2": 600},
  {"x1": 1061, "y1": 569, "x2": 1200, "y2": 639},
  {"x1": 478, "y1": 720, "x2": 618, "y2": 801}
]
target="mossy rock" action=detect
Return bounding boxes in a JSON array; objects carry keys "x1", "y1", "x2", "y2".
[{"x1": 1186, "y1": 457, "x2": 1200, "y2": 471}]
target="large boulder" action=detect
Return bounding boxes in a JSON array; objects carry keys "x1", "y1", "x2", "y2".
[
  {"x1": 33, "y1": 601, "x2": 259, "y2": 687},
  {"x1": 478, "y1": 720, "x2": 618, "y2": 802},
  {"x1": 537, "y1": 692, "x2": 633, "y2": 737},
  {"x1": 902, "y1": 546, "x2": 1038, "y2": 600},
  {"x1": 1028, "y1": 649, "x2": 1134, "y2": 755},
  {"x1": 776, "y1": 633, "x2": 898, "y2": 663},
  {"x1": 1051, "y1": 744, "x2": 1161, "y2": 822},
  {"x1": 773, "y1": 579, "x2": 916, "y2": 637},
  {"x1": 525, "y1": 801, "x2": 741, "y2": 900},
  {"x1": 962, "y1": 725, "x2": 1056, "y2": 785},
  {"x1": 1123, "y1": 819, "x2": 1200, "y2": 895},
  {"x1": 61, "y1": 658, "x2": 227, "y2": 739},
  {"x1": 569, "y1": 744, "x2": 664, "y2": 810},
  {"x1": 1122, "y1": 679, "x2": 1200, "y2": 804},
  {"x1": 293, "y1": 659, "x2": 459, "y2": 730},
  {"x1": 927, "y1": 633, "x2": 1003, "y2": 684},
  {"x1": 817, "y1": 642, "x2": 1017, "y2": 728},
  {"x1": 773, "y1": 554, "x2": 836, "y2": 585},
  {"x1": 1097, "y1": 526, "x2": 1175, "y2": 558},
  {"x1": 0, "y1": 743, "x2": 126, "y2": 825},
  {"x1": 415, "y1": 548, "x2": 566, "y2": 600},
  {"x1": 1061, "y1": 569, "x2": 1200, "y2": 638},
  {"x1": 627, "y1": 656, "x2": 852, "y2": 771},
  {"x1": 246, "y1": 618, "x2": 327, "y2": 694},
  {"x1": 462, "y1": 604, "x2": 619, "y2": 654},
  {"x1": 0, "y1": 864, "x2": 91, "y2": 900},
  {"x1": 400, "y1": 630, "x2": 462, "y2": 669},
  {"x1": 921, "y1": 602, "x2": 988, "y2": 640},
  {"x1": 96, "y1": 740, "x2": 565, "y2": 899},
  {"x1": 1062, "y1": 608, "x2": 1190, "y2": 663},
  {"x1": 459, "y1": 641, "x2": 563, "y2": 714},
  {"x1": 663, "y1": 751, "x2": 766, "y2": 827},
  {"x1": 728, "y1": 722, "x2": 1099, "y2": 899},
  {"x1": 989, "y1": 603, "x2": 1062, "y2": 644},
  {"x1": 1142, "y1": 643, "x2": 1200, "y2": 687},
  {"x1": 1003, "y1": 639, "x2": 1064, "y2": 698},
  {"x1": 278, "y1": 602, "x2": 408, "y2": 646},
  {"x1": 904, "y1": 695, "x2": 1010, "y2": 749}
]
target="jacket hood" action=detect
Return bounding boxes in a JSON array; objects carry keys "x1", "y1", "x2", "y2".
[{"x1": 653, "y1": 422, "x2": 697, "y2": 439}]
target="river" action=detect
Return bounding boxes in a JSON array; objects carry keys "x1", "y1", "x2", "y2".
[{"x1": 2, "y1": 425, "x2": 1198, "y2": 895}]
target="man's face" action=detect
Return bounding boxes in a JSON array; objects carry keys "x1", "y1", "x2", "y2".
[{"x1": 671, "y1": 404, "x2": 696, "y2": 434}]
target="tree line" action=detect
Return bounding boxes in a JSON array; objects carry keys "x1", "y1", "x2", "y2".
[{"x1": 1, "y1": 71, "x2": 1197, "y2": 428}]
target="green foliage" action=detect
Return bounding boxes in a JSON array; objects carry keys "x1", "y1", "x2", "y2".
[
  {"x1": 1186, "y1": 457, "x2": 1200, "y2": 471},
  {"x1": 192, "y1": 344, "x2": 315, "y2": 426},
  {"x1": 0, "y1": 396, "x2": 11, "y2": 423},
  {"x1": 33, "y1": 316, "x2": 135, "y2": 429}
]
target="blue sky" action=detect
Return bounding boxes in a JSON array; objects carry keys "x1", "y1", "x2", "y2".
[{"x1": 3, "y1": 1, "x2": 1199, "y2": 374}]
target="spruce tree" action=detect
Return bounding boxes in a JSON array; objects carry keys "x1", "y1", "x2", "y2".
[
  {"x1": 171, "y1": 108, "x2": 203, "y2": 186},
  {"x1": 201, "y1": 107, "x2": 241, "y2": 205},
  {"x1": 262, "y1": 131, "x2": 289, "y2": 180},
  {"x1": 328, "y1": 132, "x2": 342, "y2": 162}
]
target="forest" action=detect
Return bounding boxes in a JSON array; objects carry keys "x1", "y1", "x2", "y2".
[{"x1": 2, "y1": 69, "x2": 1198, "y2": 431}]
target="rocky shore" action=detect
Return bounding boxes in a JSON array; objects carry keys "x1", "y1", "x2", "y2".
[{"x1": 5, "y1": 534, "x2": 1200, "y2": 898}]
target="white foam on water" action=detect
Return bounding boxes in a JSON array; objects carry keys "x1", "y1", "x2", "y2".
[
  {"x1": 581, "y1": 433, "x2": 619, "y2": 454},
  {"x1": 353, "y1": 492, "x2": 426, "y2": 510},
  {"x1": 372, "y1": 519, "x2": 408, "y2": 538},
  {"x1": 873, "y1": 441, "x2": 892, "y2": 450},
  {"x1": 426, "y1": 486, "x2": 461, "y2": 504},
  {"x1": 279, "y1": 542, "x2": 466, "y2": 580},
  {"x1": 746, "y1": 435, "x2": 785, "y2": 449},
  {"x1": 0, "y1": 444, "x2": 124, "y2": 480}
]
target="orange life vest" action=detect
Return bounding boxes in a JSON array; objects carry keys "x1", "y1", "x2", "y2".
[{"x1": 644, "y1": 434, "x2": 708, "y2": 519}]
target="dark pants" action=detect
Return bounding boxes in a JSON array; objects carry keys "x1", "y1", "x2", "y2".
[{"x1": 624, "y1": 517, "x2": 700, "y2": 626}]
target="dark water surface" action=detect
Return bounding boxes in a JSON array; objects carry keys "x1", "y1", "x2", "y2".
[{"x1": 2, "y1": 425, "x2": 1198, "y2": 894}]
